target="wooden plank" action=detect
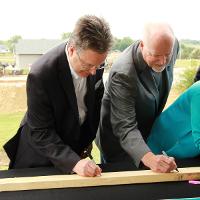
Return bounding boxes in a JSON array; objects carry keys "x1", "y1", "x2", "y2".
[{"x1": 0, "y1": 167, "x2": 200, "y2": 192}]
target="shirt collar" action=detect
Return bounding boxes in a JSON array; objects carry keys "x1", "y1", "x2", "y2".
[{"x1": 65, "y1": 45, "x2": 80, "y2": 80}]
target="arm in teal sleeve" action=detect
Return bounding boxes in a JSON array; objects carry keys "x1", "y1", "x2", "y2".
[{"x1": 191, "y1": 93, "x2": 200, "y2": 150}]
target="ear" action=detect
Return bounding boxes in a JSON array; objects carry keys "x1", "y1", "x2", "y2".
[
  {"x1": 140, "y1": 41, "x2": 144, "y2": 49},
  {"x1": 68, "y1": 45, "x2": 75, "y2": 56},
  {"x1": 139, "y1": 41, "x2": 146, "y2": 57}
]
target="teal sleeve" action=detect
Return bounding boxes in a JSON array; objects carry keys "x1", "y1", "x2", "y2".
[{"x1": 191, "y1": 93, "x2": 200, "y2": 150}]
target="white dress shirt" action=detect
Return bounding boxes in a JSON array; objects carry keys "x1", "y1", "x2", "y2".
[{"x1": 66, "y1": 46, "x2": 87, "y2": 125}]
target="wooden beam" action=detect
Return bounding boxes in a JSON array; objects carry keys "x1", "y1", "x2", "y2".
[{"x1": 0, "y1": 167, "x2": 200, "y2": 192}]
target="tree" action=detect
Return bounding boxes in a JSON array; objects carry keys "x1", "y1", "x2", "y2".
[
  {"x1": 61, "y1": 32, "x2": 71, "y2": 40},
  {"x1": 176, "y1": 66, "x2": 197, "y2": 93},
  {"x1": 7, "y1": 35, "x2": 22, "y2": 53},
  {"x1": 179, "y1": 43, "x2": 194, "y2": 59},
  {"x1": 112, "y1": 37, "x2": 121, "y2": 51},
  {"x1": 119, "y1": 37, "x2": 134, "y2": 51},
  {"x1": 191, "y1": 48, "x2": 200, "y2": 59},
  {"x1": 112, "y1": 36, "x2": 134, "y2": 51}
]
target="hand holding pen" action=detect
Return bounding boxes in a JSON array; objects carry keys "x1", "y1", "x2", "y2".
[{"x1": 162, "y1": 151, "x2": 179, "y2": 172}]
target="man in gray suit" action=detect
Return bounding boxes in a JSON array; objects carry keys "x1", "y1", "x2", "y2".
[{"x1": 96, "y1": 23, "x2": 179, "y2": 173}]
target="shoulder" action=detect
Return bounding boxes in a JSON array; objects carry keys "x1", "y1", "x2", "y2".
[
  {"x1": 110, "y1": 42, "x2": 139, "y2": 76},
  {"x1": 29, "y1": 43, "x2": 67, "y2": 80},
  {"x1": 189, "y1": 81, "x2": 200, "y2": 95},
  {"x1": 172, "y1": 38, "x2": 180, "y2": 57}
]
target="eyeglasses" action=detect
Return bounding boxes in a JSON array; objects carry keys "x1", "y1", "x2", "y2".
[{"x1": 76, "y1": 50, "x2": 107, "y2": 70}]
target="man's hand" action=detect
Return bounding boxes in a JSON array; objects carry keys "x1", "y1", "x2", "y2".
[
  {"x1": 141, "y1": 152, "x2": 177, "y2": 173},
  {"x1": 72, "y1": 159, "x2": 102, "y2": 177}
]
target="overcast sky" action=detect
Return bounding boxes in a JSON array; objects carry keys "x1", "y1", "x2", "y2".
[{"x1": 0, "y1": 0, "x2": 199, "y2": 40}]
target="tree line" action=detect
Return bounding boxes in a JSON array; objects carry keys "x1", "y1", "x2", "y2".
[{"x1": 1, "y1": 33, "x2": 200, "y2": 59}]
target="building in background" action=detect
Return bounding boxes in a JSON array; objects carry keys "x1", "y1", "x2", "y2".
[{"x1": 15, "y1": 39, "x2": 63, "y2": 69}]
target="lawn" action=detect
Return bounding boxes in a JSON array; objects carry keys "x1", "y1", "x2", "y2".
[
  {"x1": 0, "y1": 112, "x2": 24, "y2": 169},
  {"x1": 175, "y1": 59, "x2": 200, "y2": 68},
  {"x1": 0, "y1": 112, "x2": 24, "y2": 150},
  {"x1": 0, "y1": 53, "x2": 15, "y2": 64}
]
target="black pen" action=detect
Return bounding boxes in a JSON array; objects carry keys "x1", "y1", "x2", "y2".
[
  {"x1": 88, "y1": 153, "x2": 96, "y2": 163},
  {"x1": 162, "y1": 151, "x2": 179, "y2": 172}
]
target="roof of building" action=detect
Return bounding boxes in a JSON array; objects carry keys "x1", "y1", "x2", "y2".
[{"x1": 15, "y1": 39, "x2": 63, "y2": 54}]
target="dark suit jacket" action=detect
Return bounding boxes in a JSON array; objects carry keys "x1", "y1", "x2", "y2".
[
  {"x1": 96, "y1": 40, "x2": 179, "y2": 167},
  {"x1": 4, "y1": 43, "x2": 104, "y2": 173},
  {"x1": 194, "y1": 66, "x2": 200, "y2": 82}
]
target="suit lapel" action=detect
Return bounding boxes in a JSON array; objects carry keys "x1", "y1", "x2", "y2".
[
  {"x1": 140, "y1": 69, "x2": 159, "y2": 107},
  {"x1": 157, "y1": 66, "x2": 171, "y2": 113},
  {"x1": 58, "y1": 45, "x2": 79, "y2": 123},
  {"x1": 133, "y1": 45, "x2": 159, "y2": 110},
  {"x1": 85, "y1": 75, "x2": 95, "y2": 126}
]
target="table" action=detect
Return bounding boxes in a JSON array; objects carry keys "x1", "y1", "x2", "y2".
[{"x1": 0, "y1": 159, "x2": 200, "y2": 200}]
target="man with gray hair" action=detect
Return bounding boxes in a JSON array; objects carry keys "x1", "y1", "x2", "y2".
[
  {"x1": 4, "y1": 15, "x2": 113, "y2": 177},
  {"x1": 96, "y1": 22, "x2": 179, "y2": 173}
]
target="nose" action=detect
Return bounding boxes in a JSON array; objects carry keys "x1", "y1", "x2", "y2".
[
  {"x1": 89, "y1": 67, "x2": 96, "y2": 75},
  {"x1": 158, "y1": 56, "x2": 167, "y2": 66}
]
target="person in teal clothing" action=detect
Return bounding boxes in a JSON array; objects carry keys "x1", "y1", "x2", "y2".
[{"x1": 147, "y1": 81, "x2": 200, "y2": 159}]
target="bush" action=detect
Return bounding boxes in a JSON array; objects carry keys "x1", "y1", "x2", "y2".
[
  {"x1": 175, "y1": 66, "x2": 198, "y2": 93},
  {"x1": 175, "y1": 59, "x2": 200, "y2": 68}
]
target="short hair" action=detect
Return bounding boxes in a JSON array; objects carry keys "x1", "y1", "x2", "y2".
[{"x1": 69, "y1": 15, "x2": 113, "y2": 53}]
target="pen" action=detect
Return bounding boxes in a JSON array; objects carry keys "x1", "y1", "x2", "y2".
[
  {"x1": 83, "y1": 149, "x2": 94, "y2": 161},
  {"x1": 87, "y1": 152, "x2": 96, "y2": 163},
  {"x1": 162, "y1": 151, "x2": 179, "y2": 172},
  {"x1": 88, "y1": 153, "x2": 94, "y2": 160}
]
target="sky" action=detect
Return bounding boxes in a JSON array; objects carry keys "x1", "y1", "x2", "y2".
[{"x1": 0, "y1": 0, "x2": 200, "y2": 40}]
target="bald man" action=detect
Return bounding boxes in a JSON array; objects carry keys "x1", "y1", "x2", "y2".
[{"x1": 96, "y1": 23, "x2": 179, "y2": 173}]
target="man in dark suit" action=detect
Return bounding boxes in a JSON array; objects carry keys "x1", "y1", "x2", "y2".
[
  {"x1": 4, "y1": 15, "x2": 113, "y2": 177},
  {"x1": 96, "y1": 23, "x2": 179, "y2": 173}
]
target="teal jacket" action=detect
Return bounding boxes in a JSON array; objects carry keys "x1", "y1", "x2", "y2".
[{"x1": 147, "y1": 81, "x2": 200, "y2": 158}]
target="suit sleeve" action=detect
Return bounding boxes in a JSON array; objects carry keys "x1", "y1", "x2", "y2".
[
  {"x1": 109, "y1": 72, "x2": 150, "y2": 166},
  {"x1": 26, "y1": 73, "x2": 80, "y2": 173}
]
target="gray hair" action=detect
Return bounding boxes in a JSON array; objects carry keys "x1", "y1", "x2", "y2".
[{"x1": 68, "y1": 15, "x2": 113, "y2": 53}]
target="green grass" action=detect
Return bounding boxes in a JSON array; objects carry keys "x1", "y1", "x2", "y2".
[
  {"x1": 0, "y1": 53, "x2": 15, "y2": 64},
  {"x1": 175, "y1": 59, "x2": 200, "y2": 68},
  {"x1": 175, "y1": 66, "x2": 198, "y2": 93},
  {"x1": 0, "y1": 112, "x2": 24, "y2": 150}
]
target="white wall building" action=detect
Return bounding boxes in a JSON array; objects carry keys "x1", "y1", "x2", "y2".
[{"x1": 15, "y1": 39, "x2": 63, "y2": 69}]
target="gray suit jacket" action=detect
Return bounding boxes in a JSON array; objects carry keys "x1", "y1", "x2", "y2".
[{"x1": 96, "y1": 40, "x2": 179, "y2": 167}]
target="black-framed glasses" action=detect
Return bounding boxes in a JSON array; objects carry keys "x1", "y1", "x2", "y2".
[{"x1": 76, "y1": 50, "x2": 107, "y2": 70}]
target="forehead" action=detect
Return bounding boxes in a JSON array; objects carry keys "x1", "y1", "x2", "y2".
[
  {"x1": 147, "y1": 43, "x2": 173, "y2": 56},
  {"x1": 146, "y1": 35, "x2": 174, "y2": 55},
  {"x1": 79, "y1": 49, "x2": 108, "y2": 63}
]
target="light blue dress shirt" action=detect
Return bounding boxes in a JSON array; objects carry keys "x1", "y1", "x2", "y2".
[{"x1": 147, "y1": 81, "x2": 200, "y2": 158}]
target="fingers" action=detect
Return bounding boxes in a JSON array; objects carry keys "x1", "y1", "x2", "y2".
[
  {"x1": 85, "y1": 161, "x2": 102, "y2": 177},
  {"x1": 154, "y1": 155, "x2": 177, "y2": 173},
  {"x1": 72, "y1": 159, "x2": 102, "y2": 177},
  {"x1": 141, "y1": 152, "x2": 178, "y2": 173}
]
